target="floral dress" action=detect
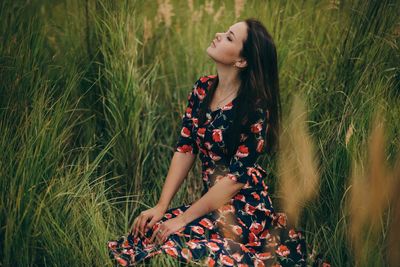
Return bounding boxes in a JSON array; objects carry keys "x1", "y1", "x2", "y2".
[{"x1": 107, "y1": 75, "x2": 308, "y2": 266}]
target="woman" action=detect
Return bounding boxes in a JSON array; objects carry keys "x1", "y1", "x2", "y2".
[{"x1": 107, "y1": 18, "x2": 308, "y2": 266}]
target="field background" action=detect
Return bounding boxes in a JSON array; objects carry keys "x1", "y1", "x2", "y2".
[{"x1": 1, "y1": 0, "x2": 399, "y2": 266}]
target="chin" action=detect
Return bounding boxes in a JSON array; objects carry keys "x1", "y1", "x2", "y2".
[{"x1": 206, "y1": 47, "x2": 217, "y2": 61}]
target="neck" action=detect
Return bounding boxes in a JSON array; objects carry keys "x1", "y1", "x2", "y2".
[{"x1": 215, "y1": 63, "x2": 241, "y2": 94}]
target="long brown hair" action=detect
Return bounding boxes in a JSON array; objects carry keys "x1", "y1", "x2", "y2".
[{"x1": 198, "y1": 18, "x2": 281, "y2": 157}]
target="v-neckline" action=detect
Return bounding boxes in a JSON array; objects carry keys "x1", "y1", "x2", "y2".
[{"x1": 207, "y1": 96, "x2": 238, "y2": 114}]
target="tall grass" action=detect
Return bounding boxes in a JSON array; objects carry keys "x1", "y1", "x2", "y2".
[{"x1": 0, "y1": 0, "x2": 399, "y2": 266}]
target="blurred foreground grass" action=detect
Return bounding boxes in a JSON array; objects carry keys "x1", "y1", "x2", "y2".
[{"x1": 0, "y1": 0, "x2": 399, "y2": 266}]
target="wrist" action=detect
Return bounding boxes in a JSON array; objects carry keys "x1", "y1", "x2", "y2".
[
  {"x1": 156, "y1": 202, "x2": 169, "y2": 212},
  {"x1": 180, "y1": 212, "x2": 189, "y2": 226}
]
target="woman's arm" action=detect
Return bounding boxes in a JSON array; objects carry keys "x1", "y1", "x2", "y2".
[
  {"x1": 133, "y1": 151, "x2": 196, "y2": 238},
  {"x1": 180, "y1": 177, "x2": 244, "y2": 225},
  {"x1": 150, "y1": 176, "x2": 243, "y2": 244},
  {"x1": 157, "y1": 151, "x2": 197, "y2": 211}
]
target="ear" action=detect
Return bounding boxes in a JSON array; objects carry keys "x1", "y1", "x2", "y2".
[{"x1": 234, "y1": 58, "x2": 247, "y2": 69}]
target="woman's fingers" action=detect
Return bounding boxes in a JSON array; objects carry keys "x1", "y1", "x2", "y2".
[
  {"x1": 139, "y1": 213, "x2": 150, "y2": 238},
  {"x1": 146, "y1": 217, "x2": 158, "y2": 234},
  {"x1": 133, "y1": 213, "x2": 145, "y2": 238},
  {"x1": 150, "y1": 225, "x2": 161, "y2": 243},
  {"x1": 132, "y1": 217, "x2": 139, "y2": 238}
]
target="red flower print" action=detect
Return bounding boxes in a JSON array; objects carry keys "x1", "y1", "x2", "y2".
[
  {"x1": 322, "y1": 263, "x2": 331, "y2": 267},
  {"x1": 221, "y1": 102, "x2": 233, "y2": 110},
  {"x1": 251, "y1": 173, "x2": 260, "y2": 184},
  {"x1": 206, "y1": 256, "x2": 216, "y2": 267},
  {"x1": 210, "y1": 233, "x2": 219, "y2": 239},
  {"x1": 181, "y1": 127, "x2": 191, "y2": 138},
  {"x1": 239, "y1": 243, "x2": 251, "y2": 253},
  {"x1": 108, "y1": 241, "x2": 117, "y2": 250},
  {"x1": 260, "y1": 229, "x2": 271, "y2": 239},
  {"x1": 289, "y1": 229, "x2": 298, "y2": 239},
  {"x1": 199, "y1": 218, "x2": 214, "y2": 230},
  {"x1": 256, "y1": 139, "x2": 264, "y2": 153},
  {"x1": 192, "y1": 117, "x2": 198, "y2": 127},
  {"x1": 276, "y1": 213, "x2": 287, "y2": 227},
  {"x1": 206, "y1": 242, "x2": 220, "y2": 252},
  {"x1": 251, "y1": 192, "x2": 261, "y2": 200},
  {"x1": 219, "y1": 254, "x2": 235, "y2": 266},
  {"x1": 177, "y1": 144, "x2": 194, "y2": 153},
  {"x1": 116, "y1": 256, "x2": 128, "y2": 266},
  {"x1": 185, "y1": 106, "x2": 192, "y2": 118},
  {"x1": 238, "y1": 264, "x2": 250, "y2": 267},
  {"x1": 164, "y1": 213, "x2": 172, "y2": 219},
  {"x1": 251, "y1": 122, "x2": 263, "y2": 134},
  {"x1": 234, "y1": 194, "x2": 246, "y2": 202},
  {"x1": 181, "y1": 248, "x2": 192, "y2": 261},
  {"x1": 254, "y1": 259, "x2": 265, "y2": 267},
  {"x1": 220, "y1": 204, "x2": 235, "y2": 213},
  {"x1": 172, "y1": 208, "x2": 183, "y2": 216},
  {"x1": 200, "y1": 76, "x2": 209, "y2": 83},
  {"x1": 276, "y1": 245, "x2": 290, "y2": 257},
  {"x1": 248, "y1": 231, "x2": 258, "y2": 243},
  {"x1": 296, "y1": 243, "x2": 302, "y2": 255},
  {"x1": 209, "y1": 151, "x2": 221, "y2": 161},
  {"x1": 250, "y1": 222, "x2": 263, "y2": 235},
  {"x1": 235, "y1": 145, "x2": 249, "y2": 158},
  {"x1": 186, "y1": 241, "x2": 201, "y2": 249},
  {"x1": 122, "y1": 239, "x2": 130, "y2": 248},
  {"x1": 232, "y1": 252, "x2": 244, "y2": 262},
  {"x1": 197, "y1": 127, "x2": 206, "y2": 138},
  {"x1": 204, "y1": 141, "x2": 212, "y2": 149},
  {"x1": 247, "y1": 241, "x2": 261, "y2": 247},
  {"x1": 244, "y1": 203, "x2": 256, "y2": 215},
  {"x1": 195, "y1": 86, "x2": 206, "y2": 100},
  {"x1": 212, "y1": 129, "x2": 223, "y2": 142},
  {"x1": 191, "y1": 225, "x2": 205, "y2": 235},
  {"x1": 231, "y1": 225, "x2": 243, "y2": 235},
  {"x1": 256, "y1": 251, "x2": 273, "y2": 260},
  {"x1": 163, "y1": 240, "x2": 176, "y2": 248},
  {"x1": 165, "y1": 247, "x2": 179, "y2": 258}
]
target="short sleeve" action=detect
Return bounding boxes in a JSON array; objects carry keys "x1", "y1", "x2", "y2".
[
  {"x1": 174, "y1": 79, "x2": 200, "y2": 155},
  {"x1": 225, "y1": 107, "x2": 269, "y2": 185}
]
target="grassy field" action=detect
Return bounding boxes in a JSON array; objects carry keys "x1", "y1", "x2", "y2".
[{"x1": 1, "y1": 0, "x2": 399, "y2": 266}]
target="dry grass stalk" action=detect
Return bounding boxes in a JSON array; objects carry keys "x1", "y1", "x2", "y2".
[
  {"x1": 367, "y1": 112, "x2": 393, "y2": 229},
  {"x1": 345, "y1": 121, "x2": 354, "y2": 147},
  {"x1": 204, "y1": 0, "x2": 214, "y2": 15},
  {"x1": 191, "y1": 5, "x2": 203, "y2": 23},
  {"x1": 155, "y1": 0, "x2": 175, "y2": 28},
  {"x1": 277, "y1": 94, "x2": 320, "y2": 227},
  {"x1": 187, "y1": 0, "x2": 194, "y2": 12},
  {"x1": 213, "y1": 4, "x2": 225, "y2": 23},
  {"x1": 327, "y1": 0, "x2": 340, "y2": 10},
  {"x1": 392, "y1": 22, "x2": 400, "y2": 37},
  {"x1": 143, "y1": 16, "x2": 153, "y2": 44},
  {"x1": 387, "y1": 152, "x2": 400, "y2": 266},
  {"x1": 349, "y1": 110, "x2": 395, "y2": 264},
  {"x1": 234, "y1": 0, "x2": 245, "y2": 18}
]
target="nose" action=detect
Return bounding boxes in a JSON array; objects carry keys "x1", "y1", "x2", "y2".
[{"x1": 214, "y1": 32, "x2": 222, "y2": 41}]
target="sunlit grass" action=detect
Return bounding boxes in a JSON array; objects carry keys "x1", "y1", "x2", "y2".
[{"x1": 0, "y1": 0, "x2": 399, "y2": 266}]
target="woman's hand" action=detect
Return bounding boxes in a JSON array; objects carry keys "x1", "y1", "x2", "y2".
[
  {"x1": 131, "y1": 204, "x2": 167, "y2": 238},
  {"x1": 149, "y1": 216, "x2": 187, "y2": 245}
]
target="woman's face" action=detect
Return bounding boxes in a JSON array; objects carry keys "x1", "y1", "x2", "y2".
[{"x1": 206, "y1": 21, "x2": 248, "y2": 67}]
